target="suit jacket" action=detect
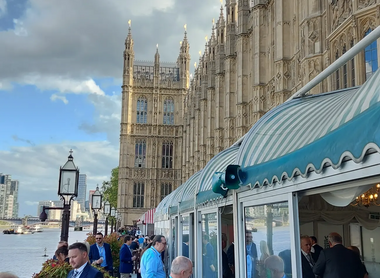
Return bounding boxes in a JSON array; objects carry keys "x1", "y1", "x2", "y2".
[
  {"x1": 301, "y1": 253, "x2": 315, "y2": 278},
  {"x1": 67, "y1": 262, "x2": 103, "y2": 278},
  {"x1": 313, "y1": 244, "x2": 365, "y2": 278},
  {"x1": 89, "y1": 243, "x2": 113, "y2": 271},
  {"x1": 311, "y1": 244, "x2": 323, "y2": 263},
  {"x1": 119, "y1": 244, "x2": 134, "y2": 274},
  {"x1": 222, "y1": 250, "x2": 233, "y2": 278}
]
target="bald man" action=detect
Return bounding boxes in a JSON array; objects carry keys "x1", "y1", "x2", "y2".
[
  {"x1": 313, "y1": 232, "x2": 365, "y2": 278},
  {"x1": 264, "y1": 255, "x2": 286, "y2": 278},
  {"x1": 0, "y1": 273, "x2": 18, "y2": 278},
  {"x1": 170, "y1": 256, "x2": 193, "y2": 278}
]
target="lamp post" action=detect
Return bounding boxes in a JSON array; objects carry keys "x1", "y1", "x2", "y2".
[
  {"x1": 103, "y1": 201, "x2": 111, "y2": 236},
  {"x1": 58, "y1": 150, "x2": 79, "y2": 242},
  {"x1": 91, "y1": 185, "x2": 102, "y2": 235},
  {"x1": 115, "y1": 210, "x2": 119, "y2": 232},
  {"x1": 110, "y1": 207, "x2": 116, "y2": 234}
]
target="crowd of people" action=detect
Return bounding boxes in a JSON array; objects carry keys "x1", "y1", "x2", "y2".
[
  {"x1": 1, "y1": 227, "x2": 369, "y2": 278},
  {"x1": 49, "y1": 227, "x2": 192, "y2": 278}
]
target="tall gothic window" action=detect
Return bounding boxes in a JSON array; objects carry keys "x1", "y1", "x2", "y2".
[
  {"x1": 364, "y1": 29, "x2": 378, "y2": 80},
  {"x1": 162, "y1": 141, "x2": 173, "y2": 169},
  {"x1": 137, "y1": 97, "x2": 147, "y2": 124},
  {"x1": 133, "y1": 182, "x2": 144, "y2": 208},
  {"x1": 351, "y1": 40, "x2": 355, "y2": 86},
  {"x1": 335, "y1": 50, "x2": 340, "y2": 90},
  {"x1": 343, "y1": 45, "x2": 348, "y2": 88},
  {"x1": 161, "y1": 183, "x2": 172, "y2": 201},
  {"x1": 135, "y1": 139, "x2": 146, "y2": 168},
  {"x1": 163, "y1": 98, "x2": 174, "y2": 125}
]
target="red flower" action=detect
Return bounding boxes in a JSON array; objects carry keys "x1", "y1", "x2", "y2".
[{"x1": 51, "y1": 263, "x2": 56, "y2": 267}]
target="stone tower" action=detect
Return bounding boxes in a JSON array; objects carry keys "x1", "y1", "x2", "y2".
[{"x1": 118, "y1": 25, "x2": 190, "y2": 225}]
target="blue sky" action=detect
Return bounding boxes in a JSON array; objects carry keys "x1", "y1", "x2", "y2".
[{"x1": 0, "y1": 0, "x2": 220, "y2": 216}]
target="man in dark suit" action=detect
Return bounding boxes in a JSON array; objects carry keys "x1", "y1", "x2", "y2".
[
  {"x1": 310, "y1": 236, "x2": 323, "y2": 263},
  {"x1": 300, "y1": 235, "x2": 315, "y2": 278},
  {"x1": 226, "y1": 242, "x2": 235, "y2": 277},
  {"x1": 222, "y1": 233, "x2": 233, "y2": 278},
  {"x1": 119, "y1": 236, "x2": 137, "y2": 278},
  {"x1": 89, "y1": 232, "x2": 113, "y2": 275},
  {"x1": 67, "y1": 242, "x2": 103, "y2": 278},
  {"x1": 313, "y1": 232, "x2": 365, "y2": 278}
]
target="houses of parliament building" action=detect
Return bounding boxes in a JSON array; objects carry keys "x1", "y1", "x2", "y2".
[{"x1": 118, "y1": 0, "x2": 380, "y2": 225}]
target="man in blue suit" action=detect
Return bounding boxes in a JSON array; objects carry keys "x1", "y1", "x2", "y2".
[
  {"x1": 67, "y1": 242, "x2": 103, "y2": 278},
  {"x1": 89, "y1": 232, "x2": 113, "y2": 275},
  {"x1": 120, "y1": 235, "x2": 137, "y2": 278}
]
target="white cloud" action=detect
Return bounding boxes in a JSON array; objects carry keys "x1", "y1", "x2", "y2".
[
  {"x1": 13, "y1": 19, "x2": 28, "y2": 36},
  {"x1": 0, "y1": 0, "x2": 220, "y2": 91},
  {"x1": 0, "y1": 141, "x2": 119, "y2": 216},
  {"x1": 24, "y1": 75, "x2": 105, "y2": 95},
  {"x1": 50, "y1": 94, "x2": 68, "y2": 104},
  {"x1": 0, "y1": 0, "x2": 6, "y2": 18},
  {"x1": 79, "y1": 93, "x2": 121, "y2": 144}
]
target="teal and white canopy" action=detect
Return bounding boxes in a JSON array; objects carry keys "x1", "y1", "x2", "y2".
[{"x1": 237, "y1": 70, "x2": 380, "y2": 188}]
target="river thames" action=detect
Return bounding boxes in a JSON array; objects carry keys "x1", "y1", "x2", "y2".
[{"x1": 0, "y1": 227, "x2": 91, "y2": 277}]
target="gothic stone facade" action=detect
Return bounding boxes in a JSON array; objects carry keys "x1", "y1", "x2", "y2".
[
  {"x1": 118, "y1": 28, "x2": 190, "y2": 225},
  {"x1": 119, "y1": 0, "x2": 380, "y2": 225}
]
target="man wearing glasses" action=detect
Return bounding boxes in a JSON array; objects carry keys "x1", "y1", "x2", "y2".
[
  {"x1": 140, "y1": 235, "x2": 167, "y2": 278},
  {"x1": 89, "y1": 232, "x2": 114, "y2": 276}
]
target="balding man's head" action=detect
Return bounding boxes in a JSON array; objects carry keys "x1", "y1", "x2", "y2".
[
  {"x1": 170, "y1": 256, "x2": 193, "y2": 278},
  {"x1": 0, "y1": 273, "x2": 18, "y2": 278},
  {"x1": 264, "y1": 255, "x2": 285, "y2": 278},
  {"x1": 328, "y1": 232, "x2": 343, "y2": 247}
]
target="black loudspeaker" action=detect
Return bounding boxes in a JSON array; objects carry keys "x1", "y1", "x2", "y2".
[
  {"x1": 211, "y1": 172, "x2": 228, "y2": 197},
  {"x1": 224, "y1": 165, "x2": 242, "y2": 189},
  {"x1": 211, "y1": 165, "x2": 244, "y2": 197}
]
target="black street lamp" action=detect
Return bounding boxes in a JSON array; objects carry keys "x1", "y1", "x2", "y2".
[
  {"x1": 110, "y1": 207, "x2": 116, "y2": 234},
  {"x1": 103, "y1": 201, "x2": 111, "y2": 236},
  {"x1": 91, "y1": 185, "x2": 102, "y2": 235},
  {"x1": 39, "y1": 150, "x2": 80, "y2": 242},
  {"x1": 58, "y1": 150, "x2": 79, "y2": 242},
  {"x1": 115, "y1": 210, "x2": 120, "y2": 232}
]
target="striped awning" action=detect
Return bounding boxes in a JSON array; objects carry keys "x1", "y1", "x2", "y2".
[
  {"x1": 237, "y1": 69, "x2": 380, "y2": 188},
  {"x1": 137, "y1": 208, "x2": 156, "y2": 224},
  {"x1": 178, "y1": 171, "x2": 202, "y2": 212},
  {"x1": 196, "y1": 145, "x2": 240, "y2": 204}
]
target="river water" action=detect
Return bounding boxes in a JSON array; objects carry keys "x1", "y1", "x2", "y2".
[{"x1": 0, "y1": 227, "x2": 91, "y2": 278}]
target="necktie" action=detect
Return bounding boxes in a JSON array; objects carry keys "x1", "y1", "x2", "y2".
[
  {"x1": 73, "y1": 270, "x2": 79, "y2": 278},
  {"x1": 307, "y1": 254, "x2": 314, "y2": 266}
]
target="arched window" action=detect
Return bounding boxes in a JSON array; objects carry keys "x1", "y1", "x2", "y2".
[
  {"x1": 335, "y1": 50, "x2": 340, "y2": 90},
  {"x1": 162, "y1": 141, "x2": 173, "y2": 169},
  {"x1": 163, "y1": 98, "x2": 174, "y2": 125},
  {"x1": 343, "y1": 45, "x2": 348, "y2": 88},
  {"x1": 135, "y1": 139, "x2": 146, "y2": 168},
  {"x1": 160, "y1": 183, "x2": 172, "y2": 201},
  {"x1": 351, "y1": 39, "x2": 355, "y2": 86},
  {"x1": 364, "y1": 29, "x2": 378, "y2": 80},
  {"x1": 137, "y1": 97, "x2": 147, "y2": 124},
  {"x1": 133, "y1": 182, "x2": 144, "y2": 208}
]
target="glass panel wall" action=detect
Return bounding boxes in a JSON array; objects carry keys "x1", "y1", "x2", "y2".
[
  {"x1": 182, "y1": 215, "x2": 190, "y2": 258},
  {"x1": 202, "y1": 212, "x2": 218, "y2": 278},
  {"x1": 244, "y1": 201, "x2": 292, "y2": 278}
]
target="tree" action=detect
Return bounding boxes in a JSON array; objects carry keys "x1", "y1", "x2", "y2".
[{"x1": 101, "y1": 167, "x2": 119, "y2": 208}]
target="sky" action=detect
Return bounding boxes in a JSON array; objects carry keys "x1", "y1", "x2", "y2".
[{"x1": 0, "y1": 0, "x2": 222, "y2": 217}]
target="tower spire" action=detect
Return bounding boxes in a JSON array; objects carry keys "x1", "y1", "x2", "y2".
[
  {"x1": 125, "y1": 20, "x2": 133, "y2": 51},
  {"x1": 155, "y1": 44, "x2": 160, "y2": 65},
  {"x1": 178, "y1": 23, "x2": 190, "y2": 89}
]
